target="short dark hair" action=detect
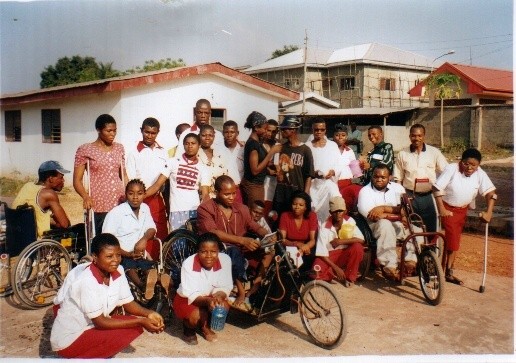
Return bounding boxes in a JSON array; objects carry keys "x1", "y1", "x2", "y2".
[
  {"x1": 183, "y1": 132, "x2": 200, "y2": 145},
  {"x1": 95, "y1": 114, "x2": 116, "y2": 130},
  {"x1": 197, "y1": 232, "x2": 222, "y2": 251},
  {"x1": 368, "y1": 125, "x2": 383, "y2": 133},
  {"x1": 38, "y1": 170, "x2": 60, "y2": 183},
  {"x1": 199, "y1": 124, "x2": 215, "y2": 134},
  {"x1": 214, "y1": 175, "x2": 235, "y2": 191},
  {"x1": 195, "y1": 99, "x2": 211, "y2": 109},
  {"x1": 91, "y1": 233, "x2": 120, "y2": 256},
  {"x1": 410, "y1": 123, "x2": 425, "y2": 134},
  {"x1": 334, "y1": 123, "x2": 348, "y2": 134},
  {"x1": 461, "y1": 148, "x2": 482, "y2": 163},
  {"x1": 141, "y1": 117, "x2": 160, "y2": 130},
  {"x1": 267, "y1": 119, "x2": 279, "y2": 126},
  {"x1": 372, "y1": 163, "x2": 391, "y2": 175},
  {"x1": 311, "y1": 117, "x2": 326, "y2": 127},
  {"x1": 290, "y1": 191, "x2": 312, "y2": 219},
  {"x1": 252, "y1": 200, "x2": 265, "y2": 209},
  {"x1": 223, "y1": 120, "x2": 239, "y2": 129},
  {"x1": 175, "y1": 123, "x2": 190, "y2": 137},
  {"x1": 126, "y1": 178, "x2": 146, "y2": 193}
]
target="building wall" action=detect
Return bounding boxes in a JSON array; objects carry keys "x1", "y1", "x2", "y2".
[
  {"x1": 1, "y1": 75, "x2": 283, "y2": 184},
  {"x1": 1, "y1": 92, "x2": 120, "y2": 180}
]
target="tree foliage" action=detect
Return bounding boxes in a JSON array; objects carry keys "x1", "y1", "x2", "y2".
[
  {"x1": 40, "y1": 56, "x2": 185, "y2": 88},
  {"x1": 425, "y1": 73, "x2": 462, "y2": 100},
  {"x1": 269, "y1": 45, "x2": 299, "y2": 60}
]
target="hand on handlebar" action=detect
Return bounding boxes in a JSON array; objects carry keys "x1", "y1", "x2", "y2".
[{"x1": 242, "y1": 237, "x2": 260, "y2": 252}]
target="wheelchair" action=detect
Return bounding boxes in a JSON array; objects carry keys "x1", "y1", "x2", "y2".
[{"x1": 0, "y1": 202, "x2": 86, "y2": 309}]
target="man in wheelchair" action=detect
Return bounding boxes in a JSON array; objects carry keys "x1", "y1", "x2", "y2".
[
  {"x1": 197, "y1": 175, "x2": 273, "y2": 307},
  {"x1": 102, "y1": 179, "x2": 157, "y2": 300},
  {"x1": 12, "y1": 160, "x2": 71, "y2": 238},
  {"x1": 357, "y1": 164, "x2": 418, "y2": 281}
]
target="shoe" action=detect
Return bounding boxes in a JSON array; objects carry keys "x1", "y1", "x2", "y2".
[
  {"x1": 404, "y1": 261, "x2": 417, "y2": 276},
  {"x1": 381, "y1": 266, "x2": 399, "y2": 281},
  {"x1": 145, "y1": 269, "x2": 158, "y2": 300}
]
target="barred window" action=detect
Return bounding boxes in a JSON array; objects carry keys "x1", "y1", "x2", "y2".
[
  {"x1": 5, "y1": 110, "x2": 21, "y2": 142},
  {"x1": 42, "y1": 109, "x2": 61, "y2": 143},
  {"x1": 380, "y1": 77, "x2": 396, "y2": 91},
  {"x1": 340, "y1": 77, "x2": 355, "y2": 90}
]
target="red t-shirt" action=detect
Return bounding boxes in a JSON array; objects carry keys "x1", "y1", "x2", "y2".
[{"x1": 278, "y1": 211, "x2": 318, "y2": 242}]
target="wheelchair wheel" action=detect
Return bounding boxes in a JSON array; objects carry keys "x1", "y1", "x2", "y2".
[
  {"x1": 418, "y1": 249, "x2": 445, "y2": 306},
  {"x1": 299, "y1": 280, "x2": 346, "y2": 349},
  {"x1": 353, "y1": 213, "x2": 375, "y2": 281},
  {"x1": 11, "y1": 239, "x2": 72, "y2": 309},
  {"x1": 162, "y1": 230, "x2": 198, "y2": 289}
]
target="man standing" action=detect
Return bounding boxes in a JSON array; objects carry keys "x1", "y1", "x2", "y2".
[
  {"x1": 357, "y1": 164, "x2": 417, "y2": 280},
  {"x1": 222, "y1": 120, "x2": 244, "y2": 203},
  {"x1": 126, "y1": 117, "x2": 169, "y2": 241},
  {"x1": 347, "y1": 121, "x2": 362, "y2": 158},
  {"x1": 175, "y1": 99, "x2": 224, "y2": 156},
  {"x1": 13, "y1": 161, "x2": 71, "y2": 238},
  {"x1": 393, "y1": 123, "x2": 448, "y2": 232},
  {"x1": 273, "y1": 116, "x2": 314, "y2": 217}
]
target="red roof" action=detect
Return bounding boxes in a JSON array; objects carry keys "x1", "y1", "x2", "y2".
[
  {"x1": 408, "y1": 62, "x2": 513, "y2": 97},
  {"x1": 1, "y1": 62, "x2": 299, "y2": 107}
]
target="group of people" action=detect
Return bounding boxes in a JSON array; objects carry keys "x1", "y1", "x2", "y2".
[{"x1": 14, "y1": 97, "x2": 497, "y2": 357}]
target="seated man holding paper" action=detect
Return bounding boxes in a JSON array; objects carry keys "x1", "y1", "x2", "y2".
[
  {"x1": 312, "y1": 196, "x2": 364, "y2": 287},
  {"x1": 197, "y1": 175, "x2": 274, "y2": 307}
]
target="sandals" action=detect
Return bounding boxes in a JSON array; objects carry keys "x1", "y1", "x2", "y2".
[
  {"x1": 445, "y1": 269, "x2": 464, "y2": 286},
  {"x1": 381, "y1": 266, "x2": 400, "y2": 281}
]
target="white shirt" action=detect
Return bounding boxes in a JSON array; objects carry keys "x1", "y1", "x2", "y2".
[
  {"x1": 198, "y1": 148, "x2": 230, "y2": 198},
  {"x1": 357, "y1": 182, "x2": 406, "y2": 218},
  {"x1": 307, "y1": 139, "x2": 341, "y2": 177},
  {"x1": 102, "y1": 202, "x2": 156, "y2": 252},
  {"x1": 177, "y1": 253, "x2": 233, "y2": 305},
  {"x1": 224, "y1": 142, "x2": 244, "y2": 184},
  {"x1": 126, "y1": 141, "x2": 168, "y2": 189},
  {"x1": 433, "y1": 163, "x2": 495, "y2": 207},
  {"x1": 393, "y1": 143, "x2": 448, "y2": 192},
  {"x1": 336, "y1": 147, "x2": 356, "y2": 180},
  {"x1": 315, "y1": 216, "x2": 364, "y2": 257},
  {"x1": 162, "y1": 155, "x2": 211, "y2": 212},
  {"x1": 50, "y1": 263, "x2": 133, "y2": 351}
]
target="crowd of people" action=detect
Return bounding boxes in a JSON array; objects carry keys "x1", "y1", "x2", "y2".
[{"x1": 15, "y1": 97, "x2": 497, "y2": 357}]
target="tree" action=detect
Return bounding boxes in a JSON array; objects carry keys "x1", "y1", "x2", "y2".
[
  {"x1": 425, "y1": 73, "x2": 462, "y2": 148},
  {"x1": 123, "y1": 58, "x2": 185, "y2": 74},
  {"x1": 40, "y1": 56, "x2": 108, "y2": 88},
  {"x1": 268, "y1": 45, "x2": 299, "y2": 60}
]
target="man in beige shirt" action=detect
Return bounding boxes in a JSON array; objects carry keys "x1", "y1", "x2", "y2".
[{"x1": 393, "y1": 124, "x2": 448, "y2": 232}]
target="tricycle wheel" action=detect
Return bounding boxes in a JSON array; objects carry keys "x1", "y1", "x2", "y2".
[
  {"x1": 418, "y1": 249, "x2": 445, "y2": 305},
  {"x1": 299, "y1": 280, "x2": 346, "y2": 349}
]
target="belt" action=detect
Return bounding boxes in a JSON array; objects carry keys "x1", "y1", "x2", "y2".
[{"x1": 405, "y1": 189, "x2": 432, "y2": 196}]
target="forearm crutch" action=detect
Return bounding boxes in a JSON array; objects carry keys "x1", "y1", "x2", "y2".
[{"x1": 479, "y1": 221, "x2": 489, "y2": 293}]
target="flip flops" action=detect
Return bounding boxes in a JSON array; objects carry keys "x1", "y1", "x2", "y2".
[{"x1": 445, "y1": 269, "x2": 464, "y2": 285}]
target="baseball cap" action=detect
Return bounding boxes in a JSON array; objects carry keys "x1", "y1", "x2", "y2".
[
  {"x1": 38, "y1": 160, "x2": 70, "y2": 174},
  {"x1": 279, "y1": 116, "x2": 302, "y2": 129},
  {"x1": 329, "y1": 196, "x2": 346, "y2": 212}
]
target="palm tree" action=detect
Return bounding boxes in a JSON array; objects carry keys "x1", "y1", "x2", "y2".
[{"x1": 425, "y1": 73, "x2": 462, "y2": 148}]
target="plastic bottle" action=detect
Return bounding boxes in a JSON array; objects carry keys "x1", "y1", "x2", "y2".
[{"x1": 210, "y1": 305, "x2": 228, "y2": 331}]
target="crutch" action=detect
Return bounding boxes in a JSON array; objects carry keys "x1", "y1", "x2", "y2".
[
  {"x1": 83, "y1": 160, "x2": 95, "y2": 256},
  {"x1": 479, "y1": 216, "x2": 489, "y2": 293}
]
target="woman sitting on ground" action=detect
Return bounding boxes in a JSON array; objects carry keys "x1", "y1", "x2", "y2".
[
  {"x1": 173, "y1": 232, "x2": 232, "y2": 345},
  {"x1": 278, "y1": 191, "x2": 318, "y2": 275},
  {"x1": 50, "y1": 233, "x2": 164, "y2": 359}
]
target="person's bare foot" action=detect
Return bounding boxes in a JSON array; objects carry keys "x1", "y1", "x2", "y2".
[
  {"x1": 233, "y1": 294, "x2": 246, "y2": 307},
  {"x1": 201, "y1": 326, "x2": 218, "y2": 342}
]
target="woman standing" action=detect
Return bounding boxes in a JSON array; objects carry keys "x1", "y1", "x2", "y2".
[
  {"x1": 73, "y1": 114, "x2": 128, "y2": 235},
  {"x1": 50, "y1": 233, "x2": 164, "y2": 358},
  {"x1": 361, "y1": 125, "x2": 393, "y2": 185},
  {"x1": 198, "y1": 124, "x2": 229, "y2": 198},
  {"x1": 240, "y1": 111, "x2": 281, "y2": 208},
  {"x1": 278, "y1": 191, "x2": 318, "y2": 274}
]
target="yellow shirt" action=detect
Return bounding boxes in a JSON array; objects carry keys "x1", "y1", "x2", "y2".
[{"x1": 12, "y1": 182, "x2": 50, "y2": 238}]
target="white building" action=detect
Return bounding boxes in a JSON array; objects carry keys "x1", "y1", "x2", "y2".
[{"x1": 1, "y1": 63, "x2": 297, "y2": 182}]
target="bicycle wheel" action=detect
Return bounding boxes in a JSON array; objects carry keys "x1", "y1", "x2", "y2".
[
  {"x1": 161, "y1": 230, "x2": 198, "y2": 288},
  {"x1": 12, "y1": 239, "x2": 72, "y2": 309},
  {"x1": 418, "y1": 249, "x2": 445, "y2": 306},
  {"x1": 299, "y1": 280, "x2": 346, "y2": 349}
]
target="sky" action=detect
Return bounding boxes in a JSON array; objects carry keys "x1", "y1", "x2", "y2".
[{"x1": 0, "y1": 0, "x2": 513, "y2": 95}]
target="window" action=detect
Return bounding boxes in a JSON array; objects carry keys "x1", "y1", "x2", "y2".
[
  {"x1": 42, "y1": 109, "x2": 61, "y2": 143},
  {"x1": 380, "y1": 77, "x2": 396, "y2": 91},
  {"x1": 340, "y1": 77, "x2": 355, "y2": 91},
  {"x1": 322, "y1": 78, "x2": 333, "y2": 89},
  {"x1": 5, "y1": 110, "x2": 21, "y2": 142},
  {"x1": 210, "y1": 108, "x2": 226, "y2": 130},
  {"x1": 284, "y1": 78, "x2": 301, "y2": 90}
]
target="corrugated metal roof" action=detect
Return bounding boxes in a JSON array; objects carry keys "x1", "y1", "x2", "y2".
[
  {"x1": 245, "y1": 43, "x2": 433, "y2": 73},
  {"x1": 450, "y1": 63, "x2": 512, "y2": 92},
  {"x1": 289, "y1": 107, "x2": 418, "y2": 116}
]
